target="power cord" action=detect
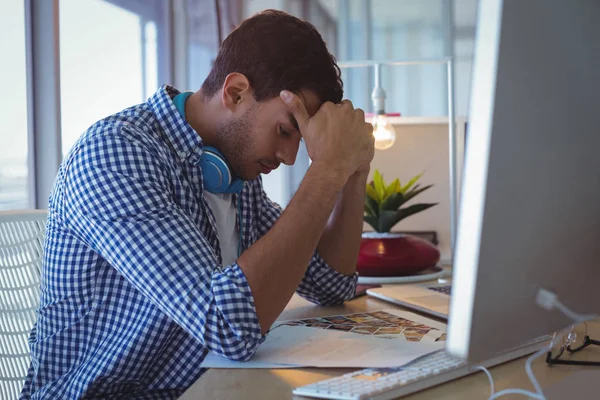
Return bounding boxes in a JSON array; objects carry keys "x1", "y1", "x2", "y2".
[
  {"x1": 485, "y1": 346, "x2": 548, "y2": 400},
  {"x1": 536, "y1": 288, "x2": 597, "y2": 323},
  {"x1": 470, "y1": 288, "x2": 597, "y2": 400},
  {"x1": 470, "y1": 365, "x2": 495, "y2": 397}
]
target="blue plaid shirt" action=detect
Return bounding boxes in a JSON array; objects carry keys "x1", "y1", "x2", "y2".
[{"x1": 22, "y1": 85, "x2": 357, "y2": 399}]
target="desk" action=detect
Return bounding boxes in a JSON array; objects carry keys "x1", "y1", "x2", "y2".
[{"x1": 179, "y1": 293, "x2": 600, "y2": 399}]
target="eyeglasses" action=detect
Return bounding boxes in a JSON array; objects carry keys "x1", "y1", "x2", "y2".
[{"x1": 546, "y1": 323, "x2": 600, "y2": 366}]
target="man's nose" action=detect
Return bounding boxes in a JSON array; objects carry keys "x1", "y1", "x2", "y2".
[{"x1": 276, "y1": 140, "x2": 299, "y2": 166}]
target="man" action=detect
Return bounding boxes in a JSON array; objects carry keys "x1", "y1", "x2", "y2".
[{"x1": 22, "y1": 9, "x2": 374, "y2": 399}]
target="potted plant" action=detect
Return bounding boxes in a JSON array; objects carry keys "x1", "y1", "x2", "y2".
[{"x1": 358, "y1": 169, "x2": 440, "y2": 276}]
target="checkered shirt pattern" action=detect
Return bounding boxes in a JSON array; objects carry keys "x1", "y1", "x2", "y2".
[{"x1": 20, "y1": 85, "x2": 358, "y2": 399}]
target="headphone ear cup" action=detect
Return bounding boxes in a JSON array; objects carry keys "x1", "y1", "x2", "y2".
[{"x1": 200, "y1": 147, "x2": 243, "y2": 194}]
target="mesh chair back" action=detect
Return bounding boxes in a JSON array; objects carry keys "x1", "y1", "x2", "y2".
[{"x1": 0, "y1": 210, "x2": 46, "y2": 400}]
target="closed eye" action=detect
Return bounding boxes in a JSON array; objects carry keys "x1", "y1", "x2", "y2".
[
  {"x1": 279, "y1": 126, "x2": 304, "y2": 142},
  {"x1": 279, "y1": 126, "x2": 291, "y2": 138}
]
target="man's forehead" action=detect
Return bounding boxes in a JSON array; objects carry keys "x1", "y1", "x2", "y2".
[
  {"x1": 286, "y1": 89, "x2": 321, "y2": 132},
  {"x1": 287, "y1": 112, "x2": 300, "y2": 132},
  {"x1": 271, "y1": 88, "x2": 321, "y2": 133},
  {"x1": 296, "y1": 88, "x2": 322, "y2": 116}
]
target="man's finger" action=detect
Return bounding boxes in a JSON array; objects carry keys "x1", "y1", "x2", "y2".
[
  {"x1": 280, "y1": 90, "x2": 310, "y2": 132},
  {"x1": 353, "y1": 108, "x2": 365, "y2": 121},
  {"x1": 340, "y1": 99, "x2": 354, "y2": 109}
]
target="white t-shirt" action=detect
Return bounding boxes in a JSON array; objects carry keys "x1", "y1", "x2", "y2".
[{"x1": 203, "y1": 192, "x2": 239, "y2": 267}]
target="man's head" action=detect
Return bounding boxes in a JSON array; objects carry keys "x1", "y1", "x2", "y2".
[{"x1": 197, "y1": 10, "x2": 343, "y2": 180}]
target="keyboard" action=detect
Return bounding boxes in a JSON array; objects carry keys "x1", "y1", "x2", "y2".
[
  {"x1": 293, "y1": 336, "x2": 550, "y2": 400},
  {"x1": 427, "y1": 285, "x2": 452, "y2": 295}
]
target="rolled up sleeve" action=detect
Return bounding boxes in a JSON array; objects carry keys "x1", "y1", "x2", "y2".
[{"x1": 296, "y1": 253, "x2": 358, "y2": 305}]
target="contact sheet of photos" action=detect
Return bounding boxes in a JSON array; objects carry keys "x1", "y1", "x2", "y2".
[{"x1": 275, "y1": 310, "x2": 445, "y2": 343}]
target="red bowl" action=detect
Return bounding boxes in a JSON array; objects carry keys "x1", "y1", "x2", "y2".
[{"x1": 357, "y1": 234, "x2": 440, "y2": 277}]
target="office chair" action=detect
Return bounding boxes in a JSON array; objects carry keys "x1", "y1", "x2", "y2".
[{"x1": 0, "y1": 210, "x2": 46, "y2": 400}]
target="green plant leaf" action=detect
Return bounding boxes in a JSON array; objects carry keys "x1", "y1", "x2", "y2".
[
  {"x1": 403, "y1": 184, "x2": 434, "y2": 203},
  {"x1": 363, "y1": 215, "x2": 378, "y2": 231},
  {"x1": 400, "y1": 172, "x2": 423, "y2": 194},
  {"x1": 403, "y1": 183, "x2": 420, "y2": 200},
  {"x1": 376, "y1": 203, "x2": 438, "y2": 233},
  {"x1": 377, "y1": 210, "x2": 401, "y2": 233},
  {"x1": 380, "y1": 191, "x2": 405, "y2": 212},
  {"x1": 383, "y1": 178, "x2": 400, "y2": 201},
  {"x1": 366, "y1": 195, "x2": 379, "y2": 217},
  {"x1": 396, "y1": 203, "x2": 438, "y2": 222},
  {"x1": 364, "y1": 201, "x2": 377, "y2": 217},
  {"x1": 373, "y1": 169, "x2": 386, "y2": 201},
  {"x1": 365, "y1": 170, "x2": 436, "y2": 232},
  {"x1": 365, "y1": 183, "x2": 379, "y2": 202}
]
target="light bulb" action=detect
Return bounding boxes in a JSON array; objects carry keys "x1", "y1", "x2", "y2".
[{"x1": 372, "y1": 114, "x2": 396, "y2": 150}]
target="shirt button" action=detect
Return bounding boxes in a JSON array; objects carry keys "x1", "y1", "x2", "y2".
[
  {"x1": 189, "y1": 155, "x2": 201, "y2": 165},
  {"x1": 178, "y1": 151, "x2": 187, "y2": 158},
  {"x1": 192, "y1": 176, "x2": 199, "y2": 183}
]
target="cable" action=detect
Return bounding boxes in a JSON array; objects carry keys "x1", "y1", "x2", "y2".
[
  {"x1": 536, "y1": 288, "x2": 597, "y2": 323},
  {"x1": 524, "y1": 347, "x2": 547, "y2": 396},
  {"x1": 487, "y1": 346, "x2": 548, "y2": 400},
  {"x1": 554, "y1": 301, "x2": 597, "y2": 324},
  {"x1": 470, "y1": 366, "x2": 495, "y2": 397},
  {"x1": 490, "y1": 388, "x2": 544, "y2": 399}
]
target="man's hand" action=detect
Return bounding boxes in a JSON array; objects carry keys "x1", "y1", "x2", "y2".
[
  {"x1": 280, "y1": 91, "x2": 374, "y2": 181},
  {"x1": 355, "y1": 134, "x2": 375, "y2": 174}
]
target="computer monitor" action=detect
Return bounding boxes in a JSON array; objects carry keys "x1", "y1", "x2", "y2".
[{"x1": 447, "y1": 0, "x2": 600, "y2": 363}]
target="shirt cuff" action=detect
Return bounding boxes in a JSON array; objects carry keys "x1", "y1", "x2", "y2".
[{"x1": 301, "y1": 252, "x2": 358, "y2": 305}]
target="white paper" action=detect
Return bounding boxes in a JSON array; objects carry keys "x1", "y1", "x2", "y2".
[
  {"x1": 202, "y1": 326, "x2": 444, "y2": 368},
  {"x1": 255, "y1": 326, "x2": 444, "y2": 367}
]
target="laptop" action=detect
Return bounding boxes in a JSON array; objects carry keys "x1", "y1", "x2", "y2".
[{"x1": 366, "y1": 283, "x2": 451, "y2": 320}]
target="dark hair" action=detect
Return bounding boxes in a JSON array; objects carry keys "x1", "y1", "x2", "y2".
[{"x1": 201, "y1": 10, "x2": 343, "y2": 104}]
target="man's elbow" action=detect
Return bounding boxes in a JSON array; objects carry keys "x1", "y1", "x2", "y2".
[
  {"x1": 202, "y1": 320, "x2": 264, "y2": 361},
  {"x1": 218, "y1": 336, "x2": 262, "y2": 361}
]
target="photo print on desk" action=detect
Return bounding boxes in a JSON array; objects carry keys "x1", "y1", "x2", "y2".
[{"x1": 275, "y1": 310, "x2": 445, "y2": 343}]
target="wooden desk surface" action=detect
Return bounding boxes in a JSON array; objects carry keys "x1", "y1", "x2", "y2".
[{"x1": 179, "y1": 292, "x2": 600, "y2": 400}]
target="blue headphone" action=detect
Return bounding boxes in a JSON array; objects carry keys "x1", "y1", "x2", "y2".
[
  {"x1": 199, "y1": 146, "x2": 244, "y2": 194},
  {"x1": 173, "y1": 92, "x2": 244, "y2": 194}
]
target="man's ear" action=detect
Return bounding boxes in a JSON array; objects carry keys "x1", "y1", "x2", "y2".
[{"x1": 221, "y1": 73, "x2": 252, "y2": 111}]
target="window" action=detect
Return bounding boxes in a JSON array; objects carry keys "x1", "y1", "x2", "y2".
[
  {"x1": 187, "y1": 0, "x2": 220, "y2": 90},
  {"x1": 59, "y1": 0, "x2": 163, "y2": 155},
  {"x1": 320, "y1": 0, "x2": 452, "y2": 117},
  {"x1": 0, "y1": 1, "x2": 29, "y2": 210}
]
